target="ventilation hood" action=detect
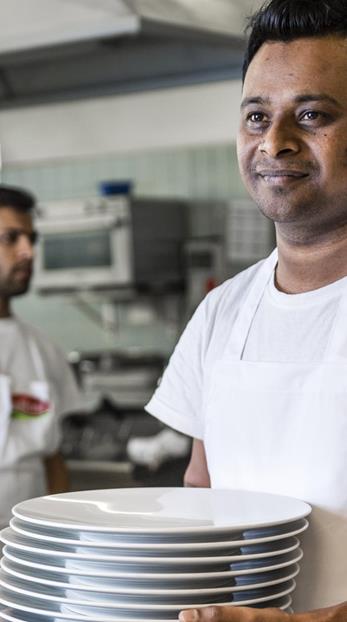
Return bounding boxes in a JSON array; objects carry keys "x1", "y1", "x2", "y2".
[{"x1": 0, "y1": 0, "x2": 253, "y2": 109}]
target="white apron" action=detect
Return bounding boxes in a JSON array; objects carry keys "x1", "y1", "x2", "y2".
[
  {"x1": 0, "y1": 322, "x2": 56, "y2": 528},
  {"x1": 204, "y1": 249, "x2": 347, "y2": 612}
]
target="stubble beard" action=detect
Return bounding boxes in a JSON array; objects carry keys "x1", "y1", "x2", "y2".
[
  {"x1": 254, "y1": 190, "x2": 347, "y2": 246},
  {"x1": 0, "y1": 272, "x2": 31, "y2": 299}
]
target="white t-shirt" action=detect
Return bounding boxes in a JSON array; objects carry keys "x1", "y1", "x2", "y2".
[
  {"x1": 0, "y1": 317, "x2": 83, "y2": 526},
  {"x1": 146, "y1": 265, "x2": 347, "y2": 436},
  {"x1": 243, "y1": 270, "x2": 346, "y2": 362}
]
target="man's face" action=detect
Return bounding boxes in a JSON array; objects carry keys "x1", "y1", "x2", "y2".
[
  {"x1": 237, "y1": 36, "x2": 347, "y2": 240},
  {"x1": 0, "y1": 207, "x2": 35, "y2": 298}
]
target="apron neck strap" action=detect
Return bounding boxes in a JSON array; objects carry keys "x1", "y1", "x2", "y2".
[{"x1": 228, "y1": 249, "x2": 278, "y2": 360}]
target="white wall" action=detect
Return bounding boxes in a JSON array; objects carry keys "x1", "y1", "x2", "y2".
[{"x1": 0, "y1": 80, "x2": 243, "y2": 165}]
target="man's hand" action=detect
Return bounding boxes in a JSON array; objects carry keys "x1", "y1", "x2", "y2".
[
  {"x1": 178, "y1": 602, "x2": 347, "y2": 622},
  {"x1": 179, "y1": 606, "x2": 289, "y2": 622}
]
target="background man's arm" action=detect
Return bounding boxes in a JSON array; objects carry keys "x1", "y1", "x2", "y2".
[{"x1": 44, "y1": 451, "x2": 69, "y2": 494}]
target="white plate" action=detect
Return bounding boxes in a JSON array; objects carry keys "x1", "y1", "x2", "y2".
[
  {"x1": 1, "y1": 557, "x2": 300, "y2": 594},
  {"x1": 64, "y1": 579, "x2": 296, "y2": 605},
  {"x1": 0, "y1": 596, "x2": 181, "y2": 622},
  {"x1": 12, "y1": 488, "x2": 311, "y2": 534},
  {"x1": 251, "y1": 595, "x2": 292, "y2": 610},
  {"x1": 3, "y1": 546, "x2": 303, "y2": 581},
  {"x1": 0, "y1": 570, "x2": 232, "y2": 607},
  {"x1": 0, "y1": 612, "x2": 176, "y2": 622},
  {"x1": 82, "y1": 518, "x2": 306, "y2": 544},
  {"x1": 0, "y1": 529, "x2": 300, "y2": 565},
  {"x1": 0, "y1": 570, "x2": 248, "y2": 605},
  {"x1": 0, "y1": 577, "x2": 296, "y2": 611},
  {"x1": 0, "y1": 596, "x2": 293, "y2": 622},
  {"x1": 10, "y1": 517, "x2": 309, "y2": 550},
  {"x1": 1, "y1": 572, "x2": 296, "y2": 604},
  {"x1": 61, "y1": 581, "x2": 296, "y2": 615}
]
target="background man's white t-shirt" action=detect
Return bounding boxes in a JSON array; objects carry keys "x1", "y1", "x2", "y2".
[{"x1": 0, "y1": 317, "x2": 83, "y2": 526}]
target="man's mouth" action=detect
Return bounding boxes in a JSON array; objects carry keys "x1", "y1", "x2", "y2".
[
  {"x1": 256, "y1": 169, "x2": 309, "y2": 184},
  {"x1": 13, "y1": 264, "x2": 32, "y2": 280}
]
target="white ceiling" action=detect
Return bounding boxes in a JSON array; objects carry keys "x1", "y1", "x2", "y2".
[
  {"x1": 0, "y1": 0, "x2": 264, "y2": 53},
  {"x1": 0, "y1": 0, "x2": 264, "y2": 108},
  {"x1": 0, "y1": 0, "x2": 136, "y2": 52}
]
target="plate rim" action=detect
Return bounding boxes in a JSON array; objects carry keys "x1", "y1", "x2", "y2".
[
  {"x1": 12, "y1": 488, "x2": 312, "y2": 534},
  {"x1": 2, "y1": 546, "x2": 304, "y2": 578},
  {"x1": 0, "y1": 557, "x2": 301, "y2": 595},
  {"x1": 0, "y1": 578, "x2": 296, "y2": 610},
  {"x1": 0, "y1": 529, "x2": 301, "y2": 564},
  {"x1": 9, "y1": 517, "x2": 309, "y2": 550}
]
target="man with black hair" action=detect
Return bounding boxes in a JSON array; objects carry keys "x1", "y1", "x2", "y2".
[
  {"x1": 0, "y1": 185, "x2": 83, "y2": 529},
  {"x1": 146, "y1": 0, "x2": 347, "y2": 620}
]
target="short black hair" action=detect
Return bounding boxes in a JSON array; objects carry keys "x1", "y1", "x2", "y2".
[
  {"x1": 243, "y1": 0, "x2": 347, "y2": 81},
  {"x1": 0, "y1": 184, "x2": 35, "y2": 212}
]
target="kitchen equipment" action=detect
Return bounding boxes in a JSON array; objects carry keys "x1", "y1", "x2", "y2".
[
  {"x1": 0, "y1": 0, "x2": 251, "y2": 108},
  {"x1": 34, "y1": 196, "x2": 187, "y2": 295},
  {"x1": 74, "y1": 351, "x2": 165, "y2": 410},
  {"x1": 184, "y1": 236, "x2": 226, "y2": 314}
]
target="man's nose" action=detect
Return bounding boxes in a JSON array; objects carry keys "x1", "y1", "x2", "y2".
[
  {"x1": 17, "y1": 233, "x2": 34, "y2": 259},
  {"x1": 258, "y1": 119, "x2": 301, "y2": 158}
]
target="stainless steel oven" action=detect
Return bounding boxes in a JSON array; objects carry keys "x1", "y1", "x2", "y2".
[{"x1": 34, "y1": 196, "x2": 187, "y2": 294}]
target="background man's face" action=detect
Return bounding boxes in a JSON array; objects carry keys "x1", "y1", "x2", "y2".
[
  {"x1": 0, "y1": 207, "x2": 34, "y2": 298},
  {"x1": 237, "y1": 36, "x2": 347, "y2": 241}
]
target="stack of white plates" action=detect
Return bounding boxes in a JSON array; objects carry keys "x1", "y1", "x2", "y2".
[{"x1": 0, "y1": 488, "x2": 311, "y2": 622}]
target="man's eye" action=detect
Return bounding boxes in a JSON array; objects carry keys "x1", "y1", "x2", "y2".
[
  {"x1": 1, "y1": 231, "x2": 18, "y2": 245},
  {"x1": 246, "y1": 112, "x2": 267, "y2": 124},
  {"x1": 300, "y1": 110, "x2": 325, "y2": 122}
]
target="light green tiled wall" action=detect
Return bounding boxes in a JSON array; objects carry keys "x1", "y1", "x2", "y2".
[
  {"x1": 3, "y1": 143, "x2": 246, "y2": 201},
  {"x1": 5, "y1": 142, "x2": 248, "y2": 357}
]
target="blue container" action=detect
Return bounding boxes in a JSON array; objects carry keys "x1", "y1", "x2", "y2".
[{"x1": 99, "y1": 180, "x2": 133, "y2": 196}]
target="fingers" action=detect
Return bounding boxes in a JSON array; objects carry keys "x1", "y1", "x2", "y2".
[
  {"x1": 178, "y1": 605, "x2": 247, "y2": 622},
  {"x1": 178, "y1": 605, "x2": 290, "y2": 622}
]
